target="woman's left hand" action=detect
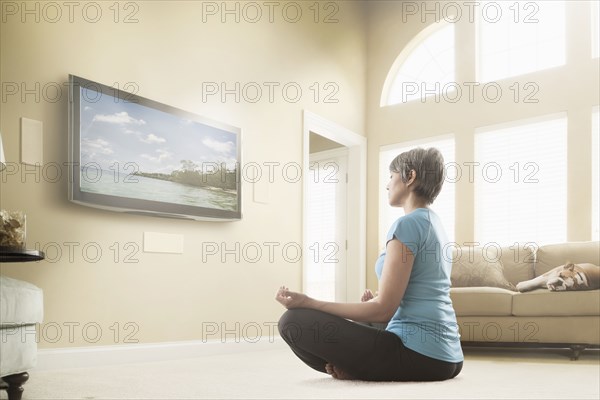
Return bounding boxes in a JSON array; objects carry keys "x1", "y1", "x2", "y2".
[{"x1": 275, "y1": 286, "x2": 310, "y2": 309}]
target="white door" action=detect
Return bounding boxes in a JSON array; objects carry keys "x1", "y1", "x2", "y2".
[{"x1": 306, "y1": 149, "x2": 348, "y2": 302}]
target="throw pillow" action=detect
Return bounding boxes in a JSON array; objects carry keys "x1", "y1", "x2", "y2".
[{"x1": 451, "y1": 250, "x2": 516, "y2": 291}]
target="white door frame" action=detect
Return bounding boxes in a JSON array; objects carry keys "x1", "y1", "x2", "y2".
[{"x1": 302, "y1": 110, "x2": 367, "y2": 302}]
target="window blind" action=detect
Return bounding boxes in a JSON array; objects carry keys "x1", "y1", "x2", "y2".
[{"x1": 474, "y1": 114, "x2": 567, "y2": 246}]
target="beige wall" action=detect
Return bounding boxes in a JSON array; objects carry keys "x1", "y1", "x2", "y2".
[
  {"x1": 365, "y1": 1, "x2": 599, "y2": 289},
  {"x1": 0, "y1": 1, "x2": 366, "y2": 348}
]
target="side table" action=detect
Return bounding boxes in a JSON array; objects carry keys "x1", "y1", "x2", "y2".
[{"x1": 0, "y1": 247, "x2": 45, "y2": 263}]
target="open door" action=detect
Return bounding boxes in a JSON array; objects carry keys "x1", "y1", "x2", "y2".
[{"x1": 303, "y1": 111, "x2": 367, "y2": 303}]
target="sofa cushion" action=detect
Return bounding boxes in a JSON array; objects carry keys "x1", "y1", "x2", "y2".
[
  {"x1": 535, "y1": 241, "x2": 600, "y2": 276},
  {"x1": 450, "y1": 287, "x2": 514, "y2": 316},
  {"x1": 451, "y1": 247, "x2": 516, "y2": 290},
  {"x1": 0, "y1": 276, "x2": 43, "y2": 326},
  {"x1": 512, "y1": 289, "x2": 600, "y2": 316}
]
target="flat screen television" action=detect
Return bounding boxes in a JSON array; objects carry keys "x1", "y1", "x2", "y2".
[{"x1": 68, "y1": 74, "x2": 242, "y2": 221}]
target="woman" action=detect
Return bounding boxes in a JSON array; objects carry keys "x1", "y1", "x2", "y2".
[{"x1": 275, "y1": 147, "x2": 463, "y2": 381}]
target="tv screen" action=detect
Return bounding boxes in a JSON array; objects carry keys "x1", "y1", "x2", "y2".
[{"x1": 68, "y1": 75, "x2": 242, "y2": 221}]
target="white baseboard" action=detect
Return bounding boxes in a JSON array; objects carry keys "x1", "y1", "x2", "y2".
[{"x1": 34, "y1": 336, "x2": 285, "y2": 371}]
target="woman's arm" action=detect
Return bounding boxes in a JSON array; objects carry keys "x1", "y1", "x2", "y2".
[{"x1": 275, "y1": 238, "x2": 414, "y2": 323}]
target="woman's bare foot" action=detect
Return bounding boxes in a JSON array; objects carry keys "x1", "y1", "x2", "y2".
[{"x1": 325, "y1": 363, "x2": 355, "y2": 380}]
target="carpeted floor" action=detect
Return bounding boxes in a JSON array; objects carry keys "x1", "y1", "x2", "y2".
[{"x1": 7, "y1": 345, "x2": 600, "y2": 400}]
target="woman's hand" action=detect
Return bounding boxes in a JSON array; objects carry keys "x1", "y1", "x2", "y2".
[
  {"x1": 360, "y1": 289, "x2": 378, "y2": 302},
  {"x1": 275, "y1": 286, "x2": 310, "y2": 309}
]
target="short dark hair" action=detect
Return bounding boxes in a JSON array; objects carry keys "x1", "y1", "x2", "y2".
[{"x1": 389, "y1": 147, "x2": 445, "y2": 205}]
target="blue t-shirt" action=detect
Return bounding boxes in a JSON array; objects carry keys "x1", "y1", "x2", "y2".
[{"x1": 375, "y1": 208, "x2": 463, "y2": 363}]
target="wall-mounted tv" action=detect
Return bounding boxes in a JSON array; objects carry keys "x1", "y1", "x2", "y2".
[{"x1": 68, "y1": 75, "x2": 242, "y2": 221}]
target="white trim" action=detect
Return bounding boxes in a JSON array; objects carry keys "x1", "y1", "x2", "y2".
[
  {"x1": 34, "y1": 337, "x2": 285, "y2": 371},
  {"x1": 309, "y1": 147, "x2": 349, "y2": 162},
  {"x1": 474, "y1": 111, "x2": 568, "y2": 134},
  {"x1": 303, "y1": 110, "x2": 367, "y2": 302},
  {"x1": 592, "y1": 106, "x2": 599, "y2": 240},
  {"x1": 593, "y1": 0, "x2": 600, "y2": 59}
]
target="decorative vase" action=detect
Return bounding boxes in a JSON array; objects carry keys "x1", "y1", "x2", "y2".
[{"x1": 0, "y1": 210, "x2": 26, "y2": 248}]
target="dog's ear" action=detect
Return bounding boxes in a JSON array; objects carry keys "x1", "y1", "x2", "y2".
[{"x1": 564, "y1": 262, "x2": 575, "y2": 271}]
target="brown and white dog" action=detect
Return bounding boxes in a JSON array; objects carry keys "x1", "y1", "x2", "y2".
[{"x1": 516, "y1": 262, "x2": 600, "y2": 292}]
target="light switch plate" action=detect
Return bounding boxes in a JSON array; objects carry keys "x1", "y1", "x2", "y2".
[
  {"x1": 143, "y1": 232, "x2": 184, "y2": 254},
  {"x1": 21, "y1": 117, "x2": 43, "y2": 165}
]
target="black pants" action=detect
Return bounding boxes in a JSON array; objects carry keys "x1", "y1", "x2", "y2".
[{"x1": 278, "y1": 308, "x2": 463, "y2": 382}]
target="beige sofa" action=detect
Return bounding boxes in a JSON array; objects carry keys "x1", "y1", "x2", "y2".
[{"x1": 449, "y1": 241, "x2": 600, "y2": 360}]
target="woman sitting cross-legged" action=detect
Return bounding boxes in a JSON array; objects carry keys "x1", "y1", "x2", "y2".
[{"x1": 275, "y1": 147, "x2": 463, "y2": 382}]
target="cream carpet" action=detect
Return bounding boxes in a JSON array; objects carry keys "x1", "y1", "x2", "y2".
[{"x1": 7, "y1": 345, "x2": 600, "y2": 399}]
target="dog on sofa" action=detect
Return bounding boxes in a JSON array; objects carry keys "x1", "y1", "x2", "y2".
[{"x1": 516, "y1": 262, "x2": 600, "y2": 292}]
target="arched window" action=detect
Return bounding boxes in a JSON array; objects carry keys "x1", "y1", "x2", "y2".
[{"x1": 381, "y1": 22, "x2": 455, "y2": 106}]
